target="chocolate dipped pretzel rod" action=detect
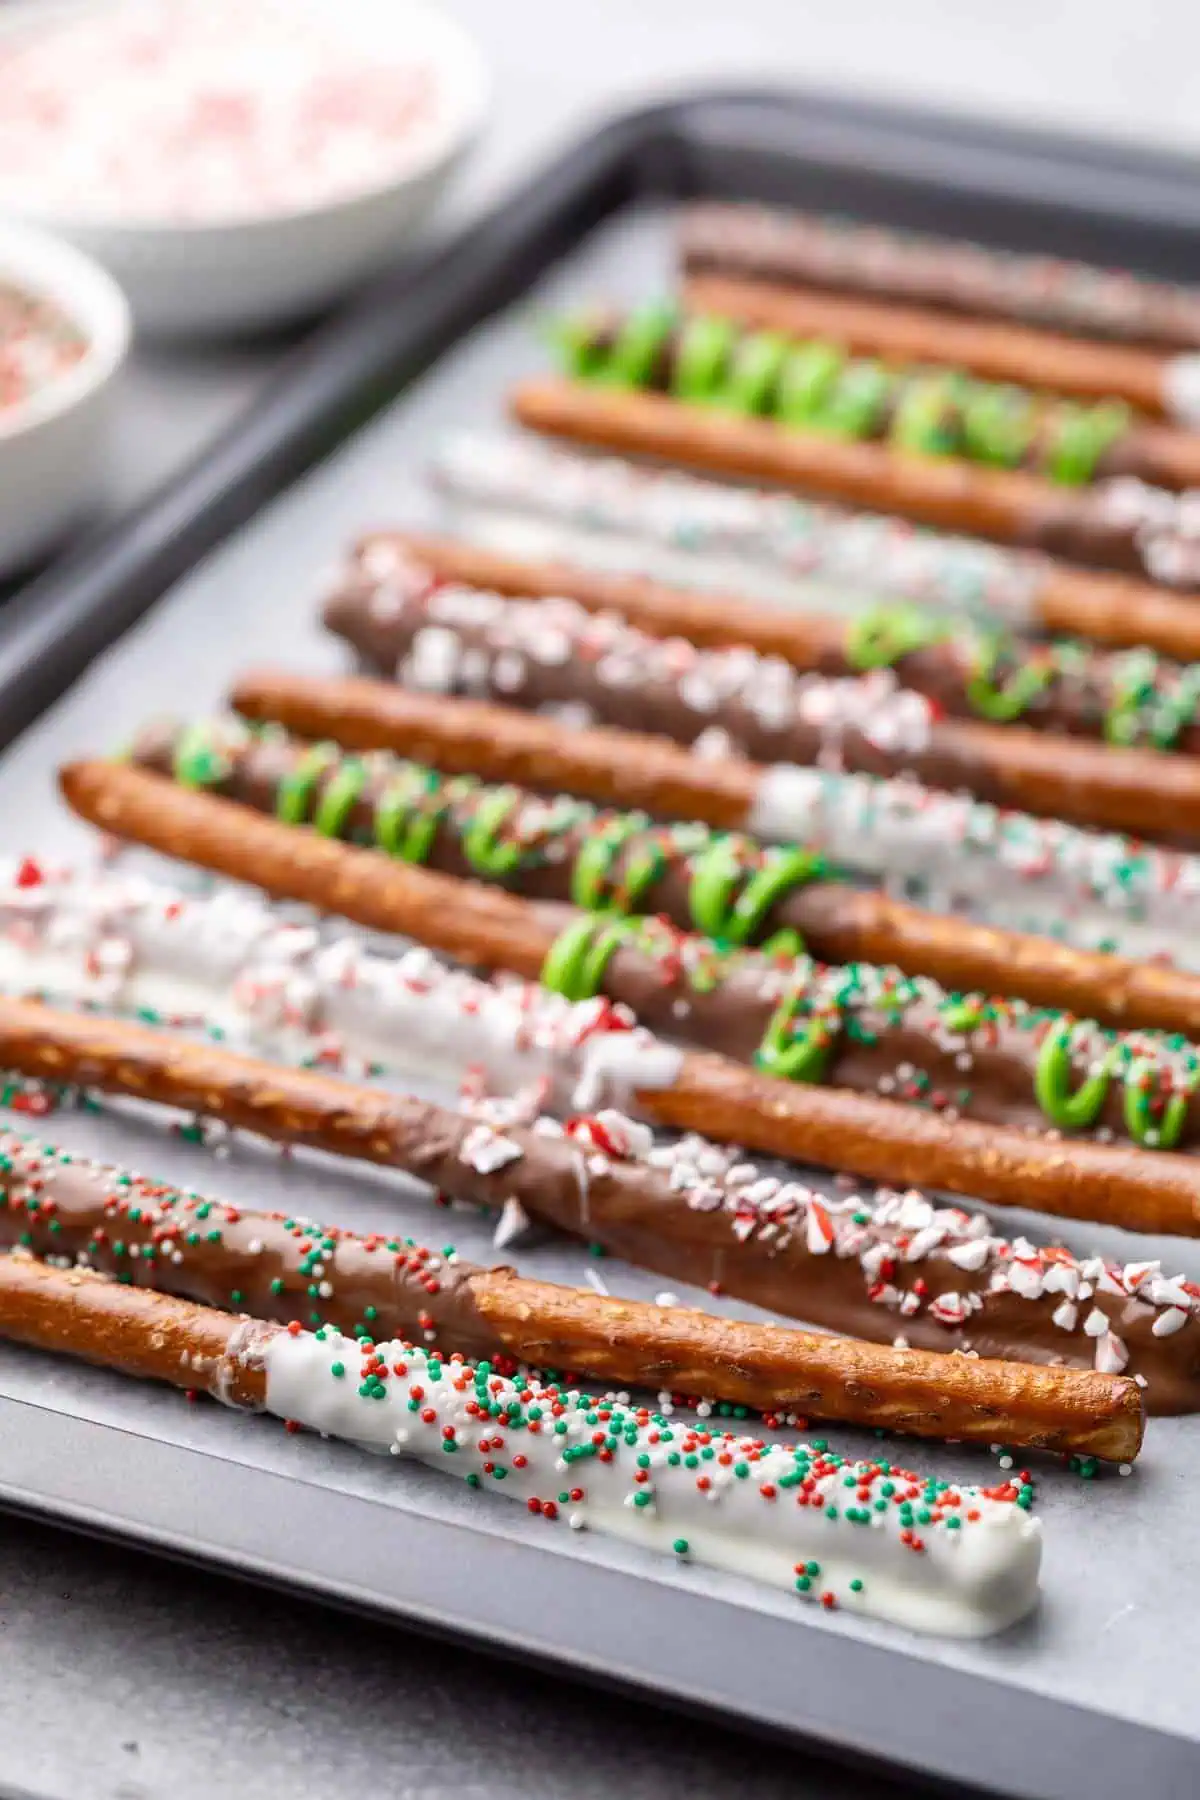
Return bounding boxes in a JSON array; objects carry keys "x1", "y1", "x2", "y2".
[
  {"x1": 224, "y1": 675, "x2": 1200, "y2": 965},
  {"x1": 682, "y1": 272, "x2": 1198, "y2": 423},
  {"x1": 0, "y1": 1256, "x2": 1047, "y2": 1636},
  {"x1": 52, "y1": 766, "x2": 1200, "y2": 1235},
  {"x1": 679, "y1": 205, "x2": 1200, "y2": 353},
  {"x1": 549, "y1": 306, "x2": 1200, "y2": 493},
  {"x1": 0, "y1": 857, "x2": 666, "y2": 1110},
  {"x1": 4, "y1": 874, "x2": 1196, "y2": 1406},
  {"x1": 511, "y1": 376, "x2": 1184, "y2": 577},
  {"x1": 330, "y1": 535, "x2": 1200, "y2": 756},
  {"x1": 0, "y1": 1127, "x2": 1157, "y2": 1438},
  {"x1": 85, "y1": 729, "x2": 1200, "y2": 1154},
  {"x1": 133, "y1": 716, "x2": 1200, "y2": 1036},
  {"x1": 433, "y1": 433, "x2": 1200, "y2": 648},
  {"x1": 8, "y1": 1126, "x2": 1049, "y2": 1432},
  {"x1": 231, "y1": 662, "x2": 1200, "y2": 852}
]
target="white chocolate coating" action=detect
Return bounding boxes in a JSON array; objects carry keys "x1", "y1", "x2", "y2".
[
  {"x1": 263, "y1": 1330, "x2": 1043, "y2": 1638},
  {"x1": 0, "y1": 862, "x2": 682, "y2": 1109},
  {"x1": 430, "y1": 432, "x2": 1044, "y2": 625},
  {"x1": 743, "y1": 765, "x2": 1200, "y2": 967},
  {"x1": 1163, "y1": 355, "x2": 1200, "y2": 428}
]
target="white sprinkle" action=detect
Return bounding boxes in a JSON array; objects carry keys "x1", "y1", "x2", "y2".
[{"x1": 1152, "y1": 1307, "x2": 1189, "y2": 1338}]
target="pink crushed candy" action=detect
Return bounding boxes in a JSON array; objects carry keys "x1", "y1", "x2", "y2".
[{"x1": 0, "y1": 0, "x2": 448, "y2": 224}]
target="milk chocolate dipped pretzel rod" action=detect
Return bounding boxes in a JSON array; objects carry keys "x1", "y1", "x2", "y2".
[
  {"x1": 3, "y1": 886, "x2": 1195, "y2": 1406},
  {"x1": 679, "y1": 204, "x2": 1200, "y2": 354},
  {"x1": 330, "y1": 535, "x2": 1200, "y2": 755},
  {"x1": 50, "y1": 767, "x2": 1200, "y2": 1235},
  {"x1": 0, "y1": 1256, "x2": 1047, "y2": 1636},
  {"x1": 8, "y1": 1127, "x2": 1040, "y2": 1432},
  {"x1": 682, "y1": 272, "x2": 1196, "y2": 422},
  {"x1": 135, "y1": 717, "x2": 1200, "y2": 1034},
  {"x1": 224, "y1": 676, "x2": 1200, "y2": 965},
  {"x1": 512, "y1": 377, "x2": 1183, "y2": 577},
  {"x1": 0, "y1": 1127, "x2": 1161, "y2": 1433},
  {"x1": 433, "y1": 433, "x2": 1200, "y2": 650},
  {"x1": 550, "y1": 306, "x2": 1200, "y2": 493},
  {"x1": 231, "y1": 663, "x2": 1200, "y2": 852},
  {"x1": 83, "y1": 729, "x2": 1200, "y2": 1154}
]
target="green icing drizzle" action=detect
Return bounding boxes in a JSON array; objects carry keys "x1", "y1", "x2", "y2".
[
  {"x1": 845, "y1": 605, "x2": 950, "y2": 671},
  {"x1": 462, "y1": 787, "x2": 525, "y2": 877},
  {"x1": 964, "y1": 635, "x2": 1055, "y2": 723},
  {"x1": 559, "y1": 311, "x2": 1134, "y2": 484},
  {"x1": 313, "y1": 758, "x2": 367, "y2": 838},
  {"x1": 754, "y1": 994, "x2": 839, "y2": 1083},
  {"x1": 688, "y1": 842, "x2": 820, "y2": 948},
  {"x1": 541, "y1": 917, "x2": 632, "y2": 1002},
  {"x1": 172, "y1": 724, "x2": 234, "y2": 790},
  {"x1": 1033, "y1": 1018, "x2": 1193, "y2": 1145},
  {"x1": 275, "y1": 743, "x2": 338, "y2": 824}
]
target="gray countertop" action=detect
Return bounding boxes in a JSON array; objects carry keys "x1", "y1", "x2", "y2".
[{"x1": 5, "y1": 4, "x2": 1200, "y2": 1796}]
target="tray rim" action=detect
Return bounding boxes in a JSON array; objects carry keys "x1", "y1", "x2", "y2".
[
  {"x1": 7, "y1": 84, "x2": 1200, "y2": 1797},
  {"x1": 3, "y1": 1388, "x2": 1197, "y2": 1800}
]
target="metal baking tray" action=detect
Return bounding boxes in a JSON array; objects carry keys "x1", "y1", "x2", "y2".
[{"x1": 4, "y1": 91, "x2": 1200, "y2": 1800}]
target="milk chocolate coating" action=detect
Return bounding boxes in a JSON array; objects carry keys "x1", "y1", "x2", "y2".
[
  {"x1": 680, "y1": 204, "x2": 1200, "y2": 351},
  {"x1": 334, "y1": 531, "x2": 1200, "y2": 754},
  {"x1": 0, "y1": 1129, "x2": 1176, "y2": 1425},
  {"x1": 321, "y1": 575, "x2": 1200, "y2": 846},
  {"x1": 10, "y1": 1139, "x2": 1042, "y2": 1423},
  {"x1": 0, "y1": 1246, "x2": 1144, "y2": 1458},
  {"x1": 130, "y1": 721, "x2": 1200, "y2": 1043}
]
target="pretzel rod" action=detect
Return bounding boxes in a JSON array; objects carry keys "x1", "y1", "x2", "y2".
[
  {"x1": 225, "y1": 675, "x2": 1200, "y2": 965},
  {"x1": 230, "y1": 661, "x2": 1200, "y2": 852},
  {"x1": 549, "y1": 306, "x2": 1200, "y2": 494},
  {"x1": 680, "y1": 204, "x2": 1200, "y2": 351},
  {"x1": 116, "y1": 725, "x2": 1200, "y2": 1156},
  {"x1": 322, "y1": 566, "x2": 1200, "y2": 848},
  {"x1": 682, "y1": 272, "x2": 1185, "y2": 420},
  {"x1": 2, "y1": 868, "x2": 1193, "y2": 1404},
  {"x1": 0, "y1": 1256, "x2": 1047, "y2": 1636},
  {"x1": 48, "y1": 768, "x2": 1200, "y2": 1234},
  {"x1": 432, "y1": 433, "x2": 1200, "y2": 649},
  {"x1": 0, "y1": 856, "x2": 663, "y2": 1111},
  {"x1": 511, "y1": 376, "x2": 1171, "y2": 576},
  {"x1": 0, "y1": 1127, "x2": 1154, "y2": 1445},
  {"x1": 7, "y1": 1127, "x2": 1043, "y2": 1430},
  {"x1": 341, "y1": 531, "x2": 1200, "y2": 755},
  {"x1": 134, "y1": 717, "x2": 1200, "y2": 1034}
]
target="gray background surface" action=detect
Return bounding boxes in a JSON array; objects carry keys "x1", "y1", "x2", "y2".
[{"x1": 4, "y1": 4, "x2": 1200, "y2": 1797}]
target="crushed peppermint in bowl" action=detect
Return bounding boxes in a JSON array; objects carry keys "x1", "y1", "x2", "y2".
[
  {"x1": 0, "y1": 221, "x2": 130, "y2": 574},
  {"x1": 0, "y1": 282, "x2": 89, "y2": 426},
  {"x1": 0, "y1": 0, "x2": 489, "y2": 333}
]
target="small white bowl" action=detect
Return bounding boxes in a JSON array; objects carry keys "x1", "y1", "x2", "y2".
[
  {"x1": 0, "y1": 223, "x2": 131, "y2": 578},
  {"x1": 0, "y1": 0, "x2": 489, "y2": 337}
]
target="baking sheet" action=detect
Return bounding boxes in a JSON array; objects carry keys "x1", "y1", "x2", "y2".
[{"x1": 1, "y1": 200, "x2": 1199, "y2": 1795}]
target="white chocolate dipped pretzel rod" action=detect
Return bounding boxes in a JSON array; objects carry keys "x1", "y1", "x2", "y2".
[
  {"x1": 0, "y1": 1254, "x2": 1045, "y2": 1638},
  {"x1": 434, "y1": 434, "x2": 1200, "y2": 638},
  {"x1": 429, "y1": 431, "x2": 1046, "y2": 628},
  {"x1": 3, "y1": 858, "x2": 1200, "y2": 1403}
]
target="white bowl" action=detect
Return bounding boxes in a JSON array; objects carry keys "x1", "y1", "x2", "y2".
[
  {"x1": 0, "y1": 0, "x2": 489, "y2": 337},
  {"x1": 0, "y1": 223, "x2": 131, "y2": 578}
]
